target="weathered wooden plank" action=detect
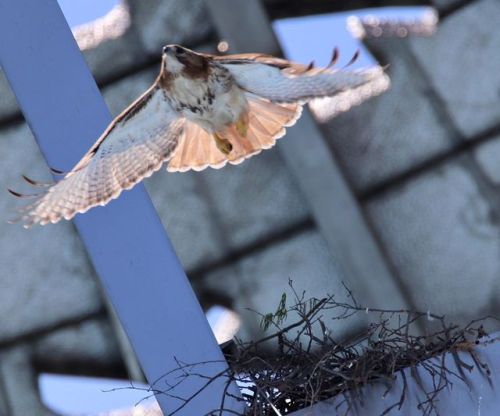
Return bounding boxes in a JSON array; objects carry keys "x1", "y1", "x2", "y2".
[
  {"x1": 0, "y1": 1, "x2": 241, "y2": 414},
  {"x1": 205, "y1": 0, "x2": 408, "y2": 308}
]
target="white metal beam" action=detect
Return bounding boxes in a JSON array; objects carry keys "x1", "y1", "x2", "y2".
[{"x1": 0, "y1": 1, "x2": 241, "y2": 414}]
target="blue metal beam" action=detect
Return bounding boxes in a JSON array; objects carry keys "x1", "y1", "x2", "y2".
[{"x1": 0, "y1": 0, "x2": 241, "y2": 414}]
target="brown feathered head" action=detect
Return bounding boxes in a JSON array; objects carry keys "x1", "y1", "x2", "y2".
[{"x1": 162, "y1": 44, "x2": 208, "y2": 78}]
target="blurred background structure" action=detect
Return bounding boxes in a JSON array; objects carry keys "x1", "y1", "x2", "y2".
[{"x1": 1, "y1": 0, "x2": 499, "y2": 414}]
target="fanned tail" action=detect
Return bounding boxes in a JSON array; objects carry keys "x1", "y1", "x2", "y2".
[
  {"x1": 167, "y1": 94, "x2": 302, "y2": 172},
  {"x1": 167, "y1": 121, "x2": 227, "y2": 172}
]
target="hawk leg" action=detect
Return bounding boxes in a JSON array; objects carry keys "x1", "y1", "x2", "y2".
[
  {"x1": 235, "y1": 111, "x2": 249, "y2": 138},
  {"x1": 213, "y1": 132, "x2": 233, "y2": 155}
]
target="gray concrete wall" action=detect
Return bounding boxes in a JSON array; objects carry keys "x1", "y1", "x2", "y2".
[{"x1": 0, "y1": 0, "x2": 498, "y2": 414}]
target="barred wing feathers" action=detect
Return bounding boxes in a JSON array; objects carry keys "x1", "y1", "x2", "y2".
[
  {"x1": 215, "y1": 53, "x2": 390, "y2": 105},
  {"x1": 14, "y1": 86, "x2": 184, "y2": 227}
]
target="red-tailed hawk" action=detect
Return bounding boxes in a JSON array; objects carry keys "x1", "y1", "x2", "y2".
[{"x1": 10, "y1": 45, "x2": 389, "y2": 227}]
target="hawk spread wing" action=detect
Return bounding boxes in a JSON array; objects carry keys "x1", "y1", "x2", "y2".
[
  {"x1": 214, "y1": 52, "x2": 389, "y2": 103},
  {"x1": 11, "y1": 46, "x2": 389, "y2": 226},
  {"x1": 13, "y1": 86, "x2": 183, "y2": 227}
]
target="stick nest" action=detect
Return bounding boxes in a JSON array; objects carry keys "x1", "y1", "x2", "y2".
[{"x1": 128, "y1": 280, "x2": 499, "y2": 416}]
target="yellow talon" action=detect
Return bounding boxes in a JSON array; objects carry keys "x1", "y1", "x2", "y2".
[
  {"x1": 235, "y1": 113, "x2": 248, "y2": 138},
  {"x1": 214, "y1": 132, "x2": 232, "y2": 155}
]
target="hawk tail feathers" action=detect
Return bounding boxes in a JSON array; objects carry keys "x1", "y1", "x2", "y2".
[
  {"x1": 167, "y1": 95, "x2": 302, "y2": 172},
  {"x1": 167, "y1": 121, "x2": 227, "y2": 172}
]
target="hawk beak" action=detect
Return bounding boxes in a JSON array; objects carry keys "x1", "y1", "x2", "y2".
[{"x1": 162, "y1": 46, "x2": 173, "y2": 57}]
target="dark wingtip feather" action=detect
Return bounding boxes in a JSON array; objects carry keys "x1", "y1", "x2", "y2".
[
  {"x1": 344, "y1": 49, "x2": 360, "y2": 68},
  {"x1": 7, "y1": 188, "x2": 42, "y2": 199},
  {"x1": 328, "y1": 47, "x2": 340, "y2": 68},
  {"x1": 7, "y1": 188, "x2": 24, "y2": 198},
  {"x1": 22, "y1": 175, "x2": 52, "y2": 187},
  {"x1": 49, "y1": 166, "x2": 66, "y2": 175}
]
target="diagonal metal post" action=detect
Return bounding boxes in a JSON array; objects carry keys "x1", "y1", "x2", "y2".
[{"x1": 0, "y1": 0, "x2": 242, "y2": 414}]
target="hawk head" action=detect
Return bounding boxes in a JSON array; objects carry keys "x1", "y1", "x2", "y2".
[{"x1": 162, "y1": 44, "x2": 208, "y2": 78}]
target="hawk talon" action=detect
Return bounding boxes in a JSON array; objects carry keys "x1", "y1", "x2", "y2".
[
  {"x1": 235, "y1": 116, "x2": 248, "y2": 138},
  {"x1": 214, "y1": 133, "x2": 233, "y2": 155}
]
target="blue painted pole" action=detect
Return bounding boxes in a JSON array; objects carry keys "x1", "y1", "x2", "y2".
[{"x1": 0, "y1": 0, "x2": 242, "y2": 414}]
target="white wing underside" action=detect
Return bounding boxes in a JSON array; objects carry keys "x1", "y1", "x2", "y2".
[
  {"x1": 17, "y1": 88, "x2": 183, "y2": 227},
  {"x1": 221, "y1": 61, "x2": 390, "y2": 104}
]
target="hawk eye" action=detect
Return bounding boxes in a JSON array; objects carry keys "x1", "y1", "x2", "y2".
[{"x1": 175, "y1": 46, "x2": 185, "y2": 56}]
